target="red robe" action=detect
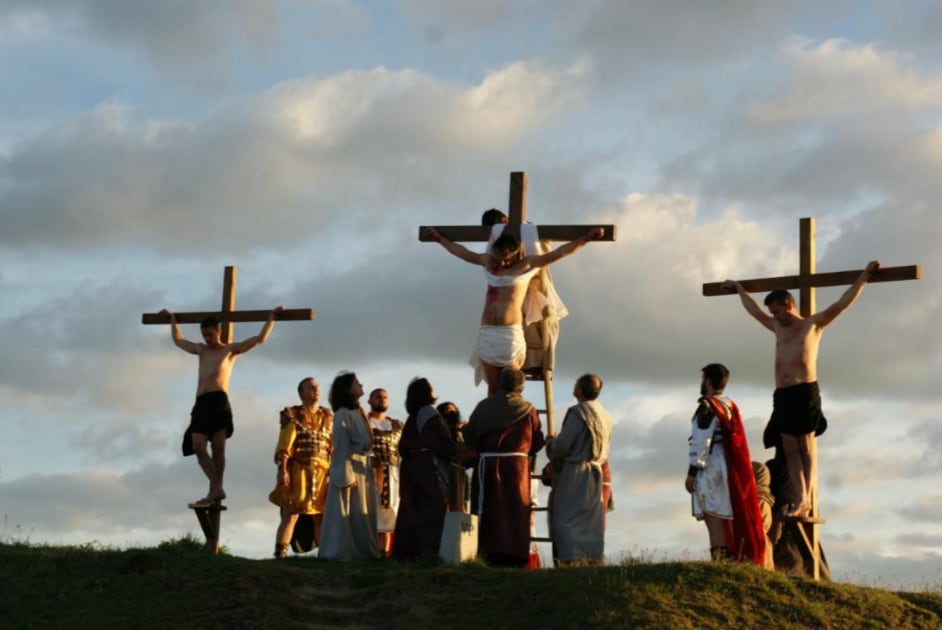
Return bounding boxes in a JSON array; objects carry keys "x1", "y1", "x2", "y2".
[{"x1": 702, "y1": 396, "x2": 766, "y2": 566}]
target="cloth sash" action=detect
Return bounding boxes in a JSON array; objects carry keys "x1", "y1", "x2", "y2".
[{"x1": 702, "y1": 396, "x2": 766, "y2": 567}]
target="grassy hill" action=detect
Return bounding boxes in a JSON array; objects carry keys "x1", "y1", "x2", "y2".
[{"x1": 2, "y1": 538, "x2": 942, "y2": 629}]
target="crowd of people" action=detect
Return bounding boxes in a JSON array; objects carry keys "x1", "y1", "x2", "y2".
[
  {"x1": 266, "y1": 367, "x2": 611, "y2": 566},
  {"x1": 161, "y1": 205, "x2": 882, "y2": 575}
]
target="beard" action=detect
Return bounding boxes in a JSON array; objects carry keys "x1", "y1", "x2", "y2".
[
  {"x1": 700, "y1": 383, "x2": 708, "y2": 397},
  {"x1": 371, "y1": 404, "x2": 388, "y2": 413}
]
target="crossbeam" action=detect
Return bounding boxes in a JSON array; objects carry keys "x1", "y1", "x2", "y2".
[
  {"x1": 142, "y1": 309, "x2": 314, "y2": 325},
  {"x1": 703, "y1": 265, "x2": 920, "y2": 296},
  {"x1": 418, "y1": 172, "x2": 616, "y2": 243},
  {"x1": 142, "y1": 266, "x2": 315, "y2": 343}
]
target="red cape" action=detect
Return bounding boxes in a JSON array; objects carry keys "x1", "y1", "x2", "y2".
[{"x1": 703, "y1": 396, "x2": 766, "y2": 566}]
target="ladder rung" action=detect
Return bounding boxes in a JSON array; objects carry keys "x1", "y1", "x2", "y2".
[{"x1": 530, "y1": 537, "x2": 552, "y2": 543}]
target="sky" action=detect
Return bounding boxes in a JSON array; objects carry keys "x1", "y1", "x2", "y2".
[{"x1": 1, "y1": 0, "x2": 940, "y2": 589}]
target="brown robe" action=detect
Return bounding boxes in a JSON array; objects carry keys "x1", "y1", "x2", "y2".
[
  {"x1": 464, "y1": 392, "x2": 545, "y2": 566},
  {"x1": 392, "y1": 406, "x2": 460, "y2": 561}
]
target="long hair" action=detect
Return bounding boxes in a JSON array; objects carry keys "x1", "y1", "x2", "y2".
[
  {"x1": 405, "y1": 377, "x2": 436, "y2": 416},
  {"x1": 328, "y1": 371, "x2": 359, "y2": 411}
]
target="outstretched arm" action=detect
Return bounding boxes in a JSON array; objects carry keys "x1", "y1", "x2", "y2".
[
  {"x1": 231, "y1": 306, "x2": 284, "y2": 354},
  {"x1": 722, "y1": 281, "x2": 774, "y2": 331},
  {"x1": 160, "y1": 309, "x2": 200, "y2": 354},
  {"x1": 813, "y1": 261, "x2": 880, "y2": 329},
  {"x1": 424, "y1": 228, "x2": 488, "y2": 265},
  {"x1": 524, "y1": 227, "x2": 603, "y2": 270}
]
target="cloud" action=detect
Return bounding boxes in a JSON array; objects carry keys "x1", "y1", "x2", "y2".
[
  {"x1": 748, "y1": 37, "x2": 942, "y2": 124},
  {"x1": 0, "y1": 61, "x2": 588, "y2": 255},
  {"x1": 0, "y1": 0, "x2": 280, "y2": 86},
  {"x1": 660, "y1": 37, "x2": 942, "y2": 217}
]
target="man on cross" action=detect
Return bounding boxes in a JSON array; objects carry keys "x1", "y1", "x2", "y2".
[
  {"x1": 425, "y1": 226, "x2": 603, "y2": 394},
  {"x1": 722, "y1": 261, "x2": 879, "y2": 517},
  {"x1": 161, "y1": 305, "x2": 284, "y2": 506}
]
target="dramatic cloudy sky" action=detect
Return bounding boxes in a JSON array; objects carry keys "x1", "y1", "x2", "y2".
[{"x1": 1, "y1": 1, "x2": 940, "y2": 588}]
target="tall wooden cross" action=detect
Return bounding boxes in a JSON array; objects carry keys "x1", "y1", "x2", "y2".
[
  {"x1": 142, "y1": 266, "x2": 315, "y2": 343},
  {"x1": 142, "y1": 265, "x2": 314, "y2": 553},
  {"x1": 703, "y1": 216, "x2": 920, "y2": 580},
  {"x1": 418, "y1": 171, "x2": 616, "y2": 437}
]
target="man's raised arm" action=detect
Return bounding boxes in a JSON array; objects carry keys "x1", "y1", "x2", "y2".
[
  {"x1": 814, "y1": 260, "x2": 880, "y2": 329},
  {"x1": 231, "y1": 306, "x2": 285, "y2": 355},
  {"x1": 526, "y1": 227, "x2": 603, "y2": 269},
  {"x1": 424, "y1": 228, "x2": 487, "y2": 265},
  {"x1": 160, "y1": 308, "x2": 200, "y2": 354},
  {"x1": 722, "y1": 281, "x2": 774, "y2": 331}
]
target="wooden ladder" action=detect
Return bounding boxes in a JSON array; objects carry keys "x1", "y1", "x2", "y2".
[{"x1": 525, "y1": 364, "x2": 555, "y2": 555}]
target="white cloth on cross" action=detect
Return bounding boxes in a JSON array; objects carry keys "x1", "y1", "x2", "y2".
[{"x1": 487, "y1": 223, "x2": 569, "y2": 325}]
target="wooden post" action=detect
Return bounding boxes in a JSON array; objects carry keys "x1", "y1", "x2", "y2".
[
  {"x1": 703, "y1": 217, "x2": 920, "y2": 580},
  {"x1": 188, "y1": 502, "x2": 228, "y2": 554}
]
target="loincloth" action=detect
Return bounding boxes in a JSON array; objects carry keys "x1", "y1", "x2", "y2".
[
  {"x1": 182, "y1": 391, "x2": 234, "y2": 456},
  {"x1": 469, "y1": 325, "x2": 527, "y2": 385},
  {"x1": 770, "y1": 382, "x2": 827, "y2": 437}
]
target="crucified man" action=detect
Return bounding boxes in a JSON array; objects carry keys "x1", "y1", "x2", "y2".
[
  {"x1": 425, "y1": 226, "x2": 602, "y2": 394},
  {"x1": 161, "y1": 305, "x2": 284, "y2": 506},
  {"x1": 723, "y1": 261, "x2": 879, "y2": 517}
]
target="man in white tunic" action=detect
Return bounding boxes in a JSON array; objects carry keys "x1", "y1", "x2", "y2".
[
  {"x1": 685, "y1": 363, "x2": 766, "y2": 565},
  {"x1": 545, "y1": 373, "x2": 613, "y2": 565}
]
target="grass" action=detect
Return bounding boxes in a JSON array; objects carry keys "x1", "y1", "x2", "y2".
[{"x1": 1, "y1": 537, "x2": 942, "y2": 629}]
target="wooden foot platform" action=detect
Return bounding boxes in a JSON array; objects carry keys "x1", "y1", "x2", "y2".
[
  {"x1": 782, "y1": 511, "x2": 826, "y2": 581},
  {"x1": 188, "y1": 501, "x2": 227, "y2": 554}
]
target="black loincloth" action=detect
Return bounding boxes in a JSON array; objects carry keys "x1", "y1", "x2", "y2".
[
  {"x1": 769, "y1": 382, "x2": 827, "y2": 438},
  {"x1": 181, "y1": 391, "x2": 234, "y2": 456}
]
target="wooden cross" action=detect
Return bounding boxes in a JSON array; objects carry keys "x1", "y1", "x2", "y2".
[
  {"x1": 417, "y1": 171, "x2": 617, "y2": 243},
  {"x1": 141, "y1": 266, "x2": 314, "y2": 343},
  {"x1": 418, "y1": 171, "x2": 616, "y2": 438},
  {"x1": 703, "y1": 216, "x2": 920, "y2": 580},
  {"x1": 142, "y1": 265, "x2": 314, "y2": 553}
]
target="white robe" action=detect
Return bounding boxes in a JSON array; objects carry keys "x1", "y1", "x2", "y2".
[
  {"x1": 319, "y1": 407, "x2": 380, "y2": 560},
  {"x1": 547, "y1": 400, "x2": 613, "y2": 563}
]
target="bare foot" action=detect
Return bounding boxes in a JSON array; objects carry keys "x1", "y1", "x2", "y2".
[
  {"x1": 785, "y1": 502, "x2": 811, "y2": 518},
  {"x1": 190, "y1": 490, "x2": 226, "y2": 508}
]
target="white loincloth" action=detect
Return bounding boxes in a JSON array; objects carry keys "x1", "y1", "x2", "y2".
[{"x1": 470, "y1": 324, "x2": 526, "y2": 386}]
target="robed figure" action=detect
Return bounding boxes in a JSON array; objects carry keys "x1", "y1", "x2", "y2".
[
  {"x1": 463, "y1": 368, "x2": 545, "y2": 567},
  {"x1": 392, "y1": 380, "x2": 460, "y2": 561}
]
